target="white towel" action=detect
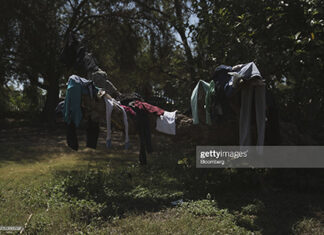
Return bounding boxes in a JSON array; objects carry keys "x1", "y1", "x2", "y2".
[{"x1": 156, "y1": 111, "x2": 176, "y2": 135}]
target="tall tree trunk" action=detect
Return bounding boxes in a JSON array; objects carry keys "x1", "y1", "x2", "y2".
[
  {"x1": 42, "y1": 74, "x2": 59, "y2": 125},
  {"x1": 174, "y1": 0, "x2": 195, "y2": 81}
]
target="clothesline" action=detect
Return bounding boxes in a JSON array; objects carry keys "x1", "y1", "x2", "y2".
[{"x1": 59, "y1": 75, "x2": 177, "y2": 152}]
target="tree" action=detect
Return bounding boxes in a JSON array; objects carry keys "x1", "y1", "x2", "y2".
[{"x1": 191, "y1": 0, "x2": 324, "y2": 126}]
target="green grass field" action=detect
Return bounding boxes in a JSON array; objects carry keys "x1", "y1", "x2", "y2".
[{"x1": 0, "y1": 123, "x2": 323, "y2": 234}]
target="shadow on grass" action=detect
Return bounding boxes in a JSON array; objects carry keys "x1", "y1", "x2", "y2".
[
  {"x1": 0, "y1": 123, "x2": 139, "y2": 166},
  {"x1": 49, "y1": 165, "x2": 184, "y2": 224},
  {"x1": 0, "y1": 124, "x2": 323, "y2": 234},
  {"x1": 48, "y1": 146, "x2": 324, "y2": 234}
]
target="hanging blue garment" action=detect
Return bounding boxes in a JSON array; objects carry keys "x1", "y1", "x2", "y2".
[
  {"x1": 63, "y1": 75, "x2": 94, "y2": 127},
  {"x1": 64, "y1": 77, "x2": 82, "y2": 127}
]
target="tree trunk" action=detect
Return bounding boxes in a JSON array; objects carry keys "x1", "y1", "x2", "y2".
[
  {"x1": 174, "y1": 0, "x2": 196, "y2": 81},
  {"x1": 42, "y1": 74, "x2": 59, "y2": 125}
]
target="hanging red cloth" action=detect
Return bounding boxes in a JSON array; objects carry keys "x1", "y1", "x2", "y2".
[{"x1": 133, "y1": 100, "x2": 164, "y2": 116}]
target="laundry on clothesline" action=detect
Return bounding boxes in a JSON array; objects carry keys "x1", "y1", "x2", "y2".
[
  {"x1": 62, "y1": 75, "x2": 102, "y2": 150},
  {"x1": 57, "y1": 73, "x2": 179, "y2": 155},
  {"x1": 191, "y1": 62, "x2": 266, "y2": 148},
  {"x1": 156, "y1": 111, "x2": 177, "y2": 135},
  {"x1": 104, "y1": 97, "x2": 130, "y2": 149}
]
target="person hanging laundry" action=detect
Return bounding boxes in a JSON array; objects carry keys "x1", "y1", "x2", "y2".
[
  {"x1": 156, "y1": 111, "x2": 177, "y2": 135},
  {"x1": 104, "y1": 97, "x2": 130, "y2": 149}
]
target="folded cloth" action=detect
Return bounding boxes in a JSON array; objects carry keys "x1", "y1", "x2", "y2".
[{"x1": 156, "y1": 111, "x2": 176, "y2": 135}]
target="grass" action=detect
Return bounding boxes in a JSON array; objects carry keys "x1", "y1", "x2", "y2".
[{"x1": 0, "y1": 123, "x2": 323, "y2": 234}]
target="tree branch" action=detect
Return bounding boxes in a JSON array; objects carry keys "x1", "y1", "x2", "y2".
[{"x1": 64, "y1": 0, "x2": 89, "y2": 38}]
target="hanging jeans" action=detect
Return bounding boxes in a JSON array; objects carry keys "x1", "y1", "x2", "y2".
[
  {"x1": 66, "y1": 119, "x2": 99, "y2": 151},
  {"x1": 239, "y1": 84, "x2": 266, "y2": 148},
  {"x1": 67, "y1": 122, "x2": 78, "y2": 151},
  {"x1": 86, "y1": 119, "x2": 99, "y2": 149},
  {"x1": 135, "y1": 109, "x2": 152, "y2": 165}
]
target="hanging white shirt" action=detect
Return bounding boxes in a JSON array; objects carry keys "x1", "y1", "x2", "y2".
[{"x1": 104, "y1": 97, "x2": 129, "y2": 144}]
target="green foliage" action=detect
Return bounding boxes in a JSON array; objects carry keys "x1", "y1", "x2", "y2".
[
  {"x1": 26, "y1": 212, "x2": 53, "y2": 235},
  {"x1": 0, "y1": 87, "x2": 10, "y2": 117},
  {"x1": 1, "y1": 85, "x2": 45, "y2": 115},
  {"x1": 192, "y1": 0, "x2": 324, "y2": 127},
  {"x1": 240, "y1": 200, "x2": 265, "y2": 215},
  {"x1": 1, "y1": 0, "x2": 324, "y2": 126},
  {"x1": 179, "y1": 200, "x2": 259, "y2": 234},
  {"x1": 48, "y1": 167, "x2": 184, "y2": 224},
  {"x1": 292, "y1": 218, "x2": 324, "y2": 235},
  {"x1": 180, "y1": 199, "x2": 220, "y2": 216}
]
